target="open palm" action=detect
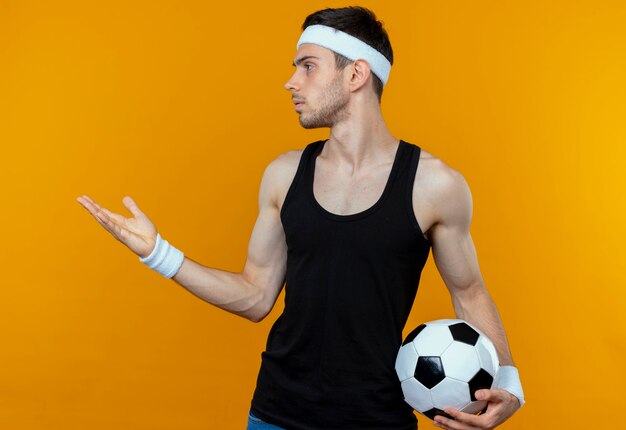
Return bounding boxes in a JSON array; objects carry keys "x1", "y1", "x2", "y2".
[{"x1": 76, "y1": 195, "x2": 158, "y2": 258}]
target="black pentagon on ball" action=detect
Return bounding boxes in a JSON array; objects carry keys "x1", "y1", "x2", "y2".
[
  {"x1": 415, "y1": 356, "x2": 445, "y2": 389},
  {"x1": 402, "y1": 324, "x2": 426, "y2": 346},
  {"x1": 469, "y1": 368, "x2": 494, "y2": 401},
  {"x1": 449, "y1": 322, "x2": 480, "y2": 346},
  {"x1": 423, "y1": 408, "x2": 454, "y2": 421}
]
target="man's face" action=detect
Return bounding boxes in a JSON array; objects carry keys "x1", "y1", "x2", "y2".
[{"x1": 285, "y1": 43, "x2": 350, "y2": 129}]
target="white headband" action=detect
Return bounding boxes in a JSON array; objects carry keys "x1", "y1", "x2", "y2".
[{"x1": 296, "y1": 24, "x2": 391, "y2": 86}]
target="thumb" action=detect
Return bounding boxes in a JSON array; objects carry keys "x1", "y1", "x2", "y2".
[
  {"x1": 122, "y1": 196, "x2": 145, "y2": 218},
  {"x1": 475, "y1": 389, "x2": 496, "y2": 402}
]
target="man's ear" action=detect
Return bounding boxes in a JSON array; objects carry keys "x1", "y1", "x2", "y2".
[{"x1": 348, "y1": 59, "x2": 372, "y2": 92}]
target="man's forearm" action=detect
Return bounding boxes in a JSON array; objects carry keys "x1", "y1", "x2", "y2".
[
  {"x1": 452, "y1": 284, "x2": 514, "y2": 366},
  {"x1": 170, "y1": 256, "x2": 265, "y2": 322}
]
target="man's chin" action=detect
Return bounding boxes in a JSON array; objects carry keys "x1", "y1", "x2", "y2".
[
  {"x1": 299, "y1": 122, "x2": 326, "y2": 130},
  {"x1": 299, "y1": 116, "x2": 330, "y2": 129}
]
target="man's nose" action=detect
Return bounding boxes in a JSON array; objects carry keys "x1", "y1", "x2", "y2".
[{"x1": 284, "y1": 71, "x2": 299, "y2": 91}]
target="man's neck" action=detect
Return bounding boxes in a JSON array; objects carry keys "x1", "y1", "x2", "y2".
[{"x1": 324, "y1": 102, "x2": 398, "y2": 171}]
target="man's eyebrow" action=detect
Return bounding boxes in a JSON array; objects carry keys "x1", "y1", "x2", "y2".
[{"x1": 292, "y1": 55, "x2": 321, "y2": 67}]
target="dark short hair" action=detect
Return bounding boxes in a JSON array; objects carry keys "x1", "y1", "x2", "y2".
[{"x1": 302, "y1": 6, "x2": 393, "y2": 101}]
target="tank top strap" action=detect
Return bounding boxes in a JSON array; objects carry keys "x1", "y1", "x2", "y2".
[
  {"x1": 402, "y1": 142, "x2": 430, "y2": 243},
  {"x1": 279, "y1": 140, "x2": 325, "y2": 219},
  {"x1": 381, "y1": 140, "x2": 414, "y2": 203},
  {"x1": 378, "y1": 140, "x2": 428, "y2": 240},
  {"x1": 403, "y1": 141, "x2": 422, "y2": 196}
]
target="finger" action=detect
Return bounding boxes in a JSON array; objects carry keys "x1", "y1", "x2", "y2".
[
  {"x1": 77, "y1": 195, "x2": 97, "y2": 212},
  {"x1": 78, "y1": 196, "x2": 107, "y2": 219},
  {"x1": 442, "y1": 408, "x2": 484, "y2": 427},
  {"x1": 434, "y1": 416, "x2": 457, "y2": 430},
  {"x1": 80, "y1": 195, "x2": 101, "y2": 210},
  {"x1": 79, "y1": 197, "x2": 141, "y2": 244},
  {"x1": 122, "y1": 195, "x2": 145, "y2": 218},
  {"x1": 76, "y1": 199, "x2": 127, "y2": 247},
  {"x1": 433, "y1": 414, "x2": 479, "y2": 430},
  {"x1": 92, "y1": 208, "x2": 122, "y2": 236},
  {"x1": 98, "y1": 206, "x2": 128, "y2": 226},
  {"x1": 81, "y1": 198, "x2": 128, "y2": 236},
  {"x1": 81, "y1": 196, "x2": 139, "y2": 227},
  {"x1": 81, "y1": 196, "x2": 130, "y2": 226},
  {"x1": 434, "y1": 419, "x2": 455, "y2": 430},
  {"x1": 475, "y1": 389, "x2": 498, "y2": 403},
  {"x1": 77, "y1": 197, "x2": 109, "y2": 224}
]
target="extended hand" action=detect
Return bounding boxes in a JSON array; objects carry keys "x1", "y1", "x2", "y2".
[
  {"x1": 434, "y1": 388, "x2": 520, "y2": 430},
  {"x1": 77, "y1": 195, "x2": 158, "y2": 258}
]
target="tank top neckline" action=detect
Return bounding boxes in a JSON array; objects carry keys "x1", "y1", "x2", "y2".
[{"x1": 308, "y1": 139, "x2": 406, "y2": 222}]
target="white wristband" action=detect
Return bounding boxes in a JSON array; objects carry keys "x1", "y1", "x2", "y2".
[
  {"x1": 493, "y1": 365, "x2": 525, "y2": 407},
  {"x1": 139, "y1": 233, "x2": 185, "y2": 278}
]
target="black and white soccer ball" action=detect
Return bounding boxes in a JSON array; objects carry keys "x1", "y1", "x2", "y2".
[{"x1": 395, "y1": 319, "x2": 499, "y2": 420}]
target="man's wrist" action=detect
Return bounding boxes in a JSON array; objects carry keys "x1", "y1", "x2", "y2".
[
  {"x1": 493, "y1": 365, "x2": 525, "y2": 407},
  {"x1": 139, "y1": 233, "x2": 185, "y2": 278}
]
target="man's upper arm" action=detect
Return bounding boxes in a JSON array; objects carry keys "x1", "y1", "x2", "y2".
[
  {"x1": 428, "y1": 164, "x2": 517, "y2": 368},
  {"x1": 241, "y1": 151, "x2": 299, "y2": 321},
  {"x1": 428, "y1": 166, "x2": 485, "y2": 297}
]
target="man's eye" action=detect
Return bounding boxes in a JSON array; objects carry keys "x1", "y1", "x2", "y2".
[{"x1": 305, "y1": 64, "x2": 313, "y2": 71}]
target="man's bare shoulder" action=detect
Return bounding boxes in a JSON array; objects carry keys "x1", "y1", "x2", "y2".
[
  {"x1": 415, "y1": 148, "x2": 473, "y2": 229},
  {"x1": 265, "y1": 149, "x2": 303, "y2": 186},
  {"x1": 268, "y1": 149, "x2": 303, "y2": 173},
  {"x1": 417, "y1": 149, "x2": 468, "y2": 192},
  {"x1": 260, "y1": 149, "x2": 304, "y2": 209}
]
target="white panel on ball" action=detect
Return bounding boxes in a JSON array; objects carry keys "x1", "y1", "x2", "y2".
[
  {"x1": 475, "y1": 338, "x2": 498, "y2": 376},
  {"x1": 440, "y1": 341, "x2": 481, "y2": 382},
  {"x1": 395, "y1": 343, "x2": 419, "y2": 382},
  {"x1": 401, "y1": 378, "x2": 434, "y2": 412},
  {"x1": 413, "y1": 324, "x2": 454, "y2": 356},
  {"x1": 430, "y1": 377, "x2": 471, "y2": 411},
  {"x1": 477, "y1": 336, "x2": 499, "y2": 374}
]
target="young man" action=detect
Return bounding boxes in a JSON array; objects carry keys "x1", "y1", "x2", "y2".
[{"x1": 77, "y1": 6, "x2": 524, "y2": 430}]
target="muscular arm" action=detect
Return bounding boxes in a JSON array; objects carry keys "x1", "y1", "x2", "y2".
[
  {"x1": 428, "y1": 167, "x2": 514, "y2": 366},
  {"x1": 171, "y1": 156, "x2": 289, "y2": 323},
  {"x1": 425, "y1": 164, "x2": 524, "y2": 428}
]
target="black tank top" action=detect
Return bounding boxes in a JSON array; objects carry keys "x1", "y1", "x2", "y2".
[{"x1": 250, "y1": 139, "x2": 431, "y2": 429}]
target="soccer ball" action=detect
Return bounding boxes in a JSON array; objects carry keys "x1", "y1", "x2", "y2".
[{"x1": 395, "y1": 319, "x2": 499, "y2": 420}]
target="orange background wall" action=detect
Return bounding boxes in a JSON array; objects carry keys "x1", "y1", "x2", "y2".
[{"x1": 1, "y1": 1, "x2": 624, "y2": 429}]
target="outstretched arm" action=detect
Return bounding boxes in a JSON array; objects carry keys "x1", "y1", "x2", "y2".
[
  {"x1": 426, "y1": 167, "x2": 521, "y2": 429},
  {"x1": 170, "y1": 157, "x2": 288, "y2": 322},
  {"x1": 77, "y1": 155, "x2": 289, "y2": 323}
]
